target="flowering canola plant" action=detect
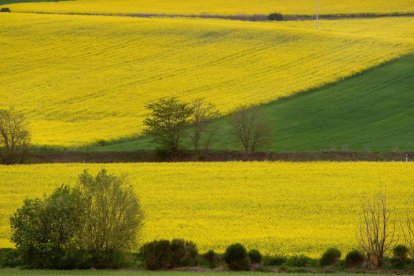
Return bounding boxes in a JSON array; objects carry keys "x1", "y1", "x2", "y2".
[
  {"x1": 0, "y1": 162, "x2": 412, "y2": 256},
  {"x1": 0, "y1": 13, "x2": 413, "y2": 146},
  {"x1": 2, "y1": 0, "x2": 413, "y2": 16}
]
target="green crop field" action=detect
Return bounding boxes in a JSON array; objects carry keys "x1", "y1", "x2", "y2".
[{"x1": 89, "y1": 54, "x2": 414, "y2": 153}]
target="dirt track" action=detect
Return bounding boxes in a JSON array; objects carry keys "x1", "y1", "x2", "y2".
[{"x1": 14, "y1": 151, "x2": 414, "y2": 164}]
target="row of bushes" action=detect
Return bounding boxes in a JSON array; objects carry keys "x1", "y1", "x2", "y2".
[
  {"x1": 136, "y1": 240, "x2": 414, "y2": 271},
  {"x1": 139, "y1": 241, "x2": 258, "y2": 271},
  {"x1": 1, "y1": 242, "x2": 413, "y2": 271}
]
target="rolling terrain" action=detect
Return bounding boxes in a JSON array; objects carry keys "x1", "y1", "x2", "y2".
[
  {"x1": 0, "y1": 1, "x2": 413, "y2": 274},
  {"x1": 0, "y1": 13, "x2": 413, "y2": 147},
  {"x1": 96, "y1": 55, "x2": 414, "y2": 152}
]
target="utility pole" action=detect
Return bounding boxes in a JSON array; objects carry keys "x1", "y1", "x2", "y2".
[{"x1": 316, "y1": 0, "x2": 319, "y2": 31}]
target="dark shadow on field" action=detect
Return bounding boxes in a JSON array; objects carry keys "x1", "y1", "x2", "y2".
[{"x1": 0, "y1": 0, "x2": 71, "y2": 5}]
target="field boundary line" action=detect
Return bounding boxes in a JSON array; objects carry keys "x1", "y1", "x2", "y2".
[{"x1": 7, "y1": 10, "x2": 414, "y2": 22}]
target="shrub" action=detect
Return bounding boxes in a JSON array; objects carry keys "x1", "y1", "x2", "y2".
[
  {"x1": 10, "y1": 185, "x2": 86, "y2": 269},
  {"x1": 285, "y1": 255, "x2": 313, "y2": 267},
  {"x1": 0, "y1": 8, "x2": 11, "y2": 12},
  {"x1": 141, "y1": 240, "x2": 172, "y2": 270},
  {"x1": 170, "y1": 239, "x2": 198, "y2": 267},
  {"x1": 97, "y1": 139, "x2": 108, "y2": 146},
  {"x1": 268, "y1": 12, "x2": 283, "y2": 21},
  {"x1": 248, "y1": 249, "x2": 262, "y2": 264},
  {"x1": 320, "y1": 248, "x2": 341, "y2": 266},
  {"x1": 10, "y1": 169, "x2": 144, "y2": 269},
  {"x1": 263, "y1": 255, "x2": 287, "y2": 266},
  {"x1": 132, "y1": 252, "x2": 145, "y2": 267},
  {"x1": 344, "y1": 250, "x2": 365, "y2": 267},
  {"x1": 78, "y1": 169, "x2": 144, "y2": 269},
  {"x1": 140, "y1": 239, "x2": 199, "y2": 270},
  {"x1": 224, "y1": 243, "x2": 250, "y2": 271},
  {"x1": 0, "y1": 248, "x2": 23, "y2": 268},
  {"x1": 202, "y1": 250, "x2": 220, "y2": 268},
  {"x1": 393, "y1": 245, "x2": 409, "y2": 264}
]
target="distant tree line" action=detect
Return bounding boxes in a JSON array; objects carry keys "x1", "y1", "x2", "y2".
[
  {"x1": 0, "y1": 100, "x2": 273, "y2": 163},
  {"x1": 143, "y1": 97, "x2": 272, "y2": 156}
]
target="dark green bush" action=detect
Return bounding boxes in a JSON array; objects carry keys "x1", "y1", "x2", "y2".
[
  {"x1": 344, "y1": 250, "x2": 365, "y2": 267},
  {"x1": 132, "y1": 252, "x2": 145, "y2": 267},
  {"x1": 320, "y1": 248, "x2": 341, "y2": 266},
  {"x1": 267, "y1": 13, "x2": 283, "y2": 21},
  {"x1": 0, "y1": 248, "x2": 23, "y2": 268},
  {"x1": 224, "y1": 243, "x2": 250, "y2": 271},
  {"x1": 263, "y1": 255, "x2": 287, "y2": 266},
  {"x1": 170, "y1": 239, "x2": 198, "y2": 267},
  {"x1": 202, "y1": 250, "x2": 220, "y2": 268},
  {"x1": 248, "y1": 249, "x2": 262, "y2": 264},
  {"x1": 140, "y1": 240, "x2": 172, "y2": 270},
  {"x1": 10, "y1": 185, "x2": 87, "y2": 269},
  {"x1": 97, "y1": 139, "x2": 108, "y2": 146},
  {"x1": 140, "y1": 239, "x2": 199, "y2": 270},
  {"x1": 393, "y1": 245, "x2": 409, "y2": 266},
  {"x1": 286, "y1": 255, "x2": 313, "y2": 267},
  {"x1": 10, "y1": 169, "x2": 144, "y2": 269}
]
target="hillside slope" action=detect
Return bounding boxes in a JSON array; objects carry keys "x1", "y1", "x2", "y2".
[
  {"x1": 94, "y1": 55, "x2": 414, "y2": 152},
  {"x1": 2, "y1": 0, "x2": 413, "y2": 16},
  {"x1": 0, "y1": 13, "x2": 412, "y2": 146}
]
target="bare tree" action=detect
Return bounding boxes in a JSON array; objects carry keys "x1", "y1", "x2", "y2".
[
  {"x1": 403, "y1": 196, "x2": 414, "y2": 259},
  {"x1": 231, "y1": 107, "x2": 271, "y2": 154},
  {"x1": 190, "y1": 98, "x2": 220, "y2": 154},
  {"x1": 0, "y1": 107, "x2": 30, "y2": 163},
  {"x1": 358, "y1": 192, "x2": 396, "y2": 267},
  {"x1": 143, "y1": 97, "x2": 193, "y2": 154}
]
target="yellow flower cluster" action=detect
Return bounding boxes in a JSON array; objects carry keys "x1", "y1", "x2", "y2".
[
  {"x1": 0, "y1": 13, "x2": 413, "y2": 146},
  {"x1": 0, "y1": 162, "x2": 412, "y2": 256},
  {"x1": 2, "y1": 0, "x2": 413, "y2": 16}
]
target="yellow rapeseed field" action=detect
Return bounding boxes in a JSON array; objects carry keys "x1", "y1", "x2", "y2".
[
  {"x1": 1, "y1": 13, "x2": 413, "y2": 146},
  {"x1": 2, "y1": 0, "x2": 413, "y2": 16},
  {"x1": 0, "y1": 162, "x2": 412, "y2": 256}
]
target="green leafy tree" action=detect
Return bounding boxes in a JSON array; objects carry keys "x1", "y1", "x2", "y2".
[
  {"x1": 144, "y1": 97, "x2": 193, "y2": 154},
  {"x1": 78, "y1": 169, "x2": 144, "y2": 268},
  {"x1": 10, "y1": 185, "x2": 85, "y2": 269},
  {"x1": 0, "y1": 108, "x2": 30, "y2": 164},
  {"x1": 10, "y1": 169, "x2": 144, "y2": 269}
]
